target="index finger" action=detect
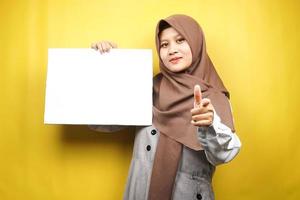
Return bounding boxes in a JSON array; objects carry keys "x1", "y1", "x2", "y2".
[{"x1": 194, "y1": 85, "x2": 202, "y2": 107}]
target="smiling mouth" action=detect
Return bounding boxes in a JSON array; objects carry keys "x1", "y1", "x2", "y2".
[{"x1": 169, "y1": 57, "x2": 182, "y2": 64}]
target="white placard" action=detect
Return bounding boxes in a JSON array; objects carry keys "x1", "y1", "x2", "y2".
[{"x1": 44, "y1": 48, "x2": 153, "y2": 125}]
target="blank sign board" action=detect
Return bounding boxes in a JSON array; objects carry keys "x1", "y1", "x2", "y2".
[{"x1": 44, "y1": 48, "x2": 153, "y2": 125}]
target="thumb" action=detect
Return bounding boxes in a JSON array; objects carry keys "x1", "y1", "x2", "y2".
[{"x1": 194, "y1": 85, "x2": 202, "y2": 107}]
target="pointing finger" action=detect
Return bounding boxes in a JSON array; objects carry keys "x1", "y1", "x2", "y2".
[{"x1": 194, "y1": 85, "x2": 202, "y2": 107}]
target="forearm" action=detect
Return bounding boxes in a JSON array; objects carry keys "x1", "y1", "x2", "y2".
[{"x1": 197, "y1": 111, "x2": 242, "y2": 166}]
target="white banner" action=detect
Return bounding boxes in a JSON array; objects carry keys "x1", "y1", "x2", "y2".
[{"x1": 44, "y1": 48, "x2": 153, "y2": 125}]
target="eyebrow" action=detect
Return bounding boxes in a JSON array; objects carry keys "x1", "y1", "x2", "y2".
[{"x1": 160, "y1": 34, "x2": 181, "y2": 43}]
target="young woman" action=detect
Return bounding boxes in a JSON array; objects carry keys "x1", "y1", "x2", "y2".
[{"x1": 89, "y1": 14, "x2": 242, "y2": 200}]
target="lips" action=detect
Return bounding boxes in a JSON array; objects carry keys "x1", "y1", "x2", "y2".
[
  {"x1": 169, "y1": 57, "x2": 182, "y2": 64},
  {"x1": 169, "y1": 57, "x2": 182, "y2": 62}
]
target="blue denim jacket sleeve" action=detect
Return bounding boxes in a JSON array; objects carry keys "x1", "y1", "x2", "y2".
[{"x1": 197, "y1": 109, "x2": 242, "y2": 166}]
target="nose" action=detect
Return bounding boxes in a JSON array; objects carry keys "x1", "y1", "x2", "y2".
[
  {"x1": 168, "y1": 43, "x2": 178, "y2": 55},
  {"x1": 169, "y1": 50, "x2": 178, "y2": 56}
]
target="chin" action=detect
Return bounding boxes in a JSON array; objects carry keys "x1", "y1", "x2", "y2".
[{"x1": 167, "y1": 65, "x2": 187, "y2": 73}]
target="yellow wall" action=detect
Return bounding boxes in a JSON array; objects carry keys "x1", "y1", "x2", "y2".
[{"x1": 1, "y1": 0, "x2": 299, "y2": 199}]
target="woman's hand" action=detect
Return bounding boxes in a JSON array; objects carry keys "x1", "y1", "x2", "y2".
[
  {"x1": 190, "y1": 85, "x2": 215, "y2": 127},
  {"x1": 91, "y1": 40, "x2": 118, "y2": 54}
]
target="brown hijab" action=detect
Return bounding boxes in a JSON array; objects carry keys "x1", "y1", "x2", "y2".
[{"x1": 148, "y1": 14, "x2": 235, "y2": 200}]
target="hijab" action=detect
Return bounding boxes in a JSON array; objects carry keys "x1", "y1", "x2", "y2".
[{"x1": 148, "y1": 14, "x2": 235, "y2": 200}]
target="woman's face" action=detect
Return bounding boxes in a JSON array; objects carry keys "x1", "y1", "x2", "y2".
[{"x1": 159, "y1": 27, "x2": 193, "y2": 73}]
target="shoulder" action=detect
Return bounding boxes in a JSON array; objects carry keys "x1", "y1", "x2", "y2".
[{"x1": 206, "y1": 90, "x2": 229, "y2": 102}]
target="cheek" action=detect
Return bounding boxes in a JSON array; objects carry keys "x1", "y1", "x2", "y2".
[
  {"x1": 184, "y1": 46, "x2": 193, "y2": 64},
  {"x1": 187, "y1": 52, "x2": 193, "y2": 65},
  {"x1": 160, "y1": 50, "x2": 168, "y2": 63}
]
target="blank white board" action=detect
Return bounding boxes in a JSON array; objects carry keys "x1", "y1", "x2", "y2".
[{"x1": 44, "y1": 48, "x2": 153, "y2": 125}]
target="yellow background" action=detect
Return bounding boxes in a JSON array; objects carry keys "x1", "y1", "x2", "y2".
[{"x1": 1, "y1": 0, "x2": 299, "y2": 199}]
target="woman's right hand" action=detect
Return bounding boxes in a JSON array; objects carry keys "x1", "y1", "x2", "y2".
[{"x1": 91, "y1": 41, "x2": 118, "y2": 54}]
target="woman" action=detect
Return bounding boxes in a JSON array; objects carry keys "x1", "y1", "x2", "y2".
[{"x1": 89, "y1": 14, "x2": 242, "y2": 200}]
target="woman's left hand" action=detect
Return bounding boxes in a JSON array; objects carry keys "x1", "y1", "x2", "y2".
[{"x1": 190, "y1": 85, "x2": 215, "y2": 127}]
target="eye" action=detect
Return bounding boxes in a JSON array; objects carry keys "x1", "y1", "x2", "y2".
[
  {"x1": 160, "y1": 42, "x2": 168, "y2": 48},
  {"x1": 177, "y1": 38, "x2": 185, "y2": 43}
]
